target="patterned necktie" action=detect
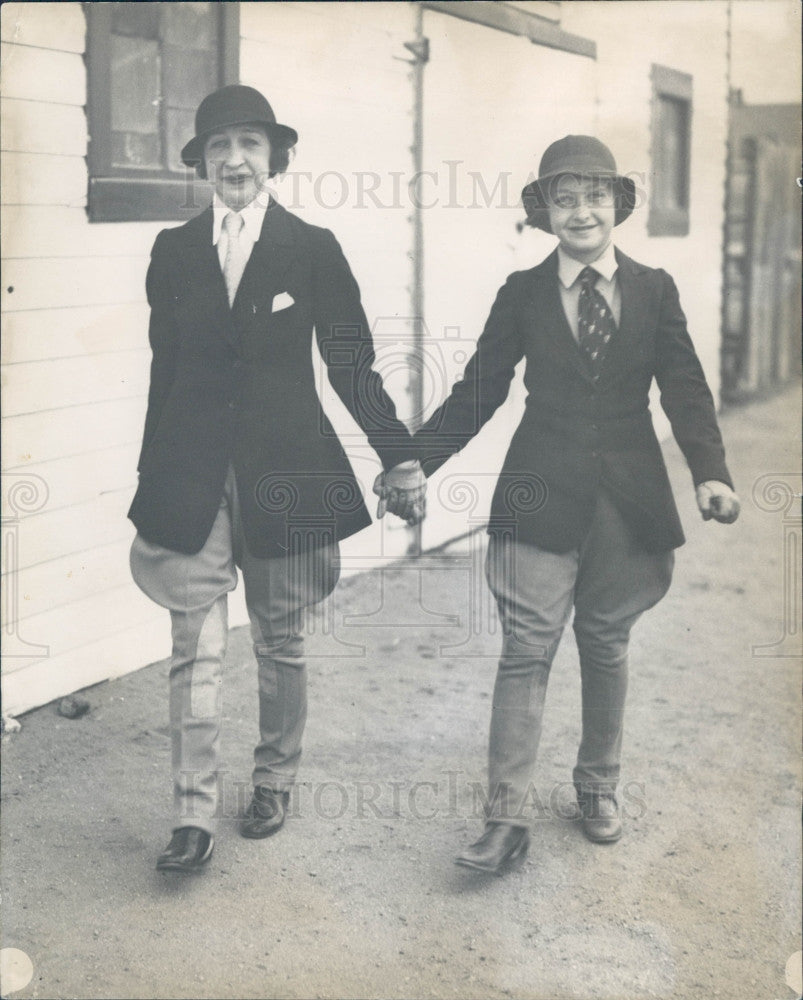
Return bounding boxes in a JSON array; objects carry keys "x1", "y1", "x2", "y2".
[
  {"x1": 222, "y1": 211, "x2": 246, "y2": 306},
  {"x1": 577, "y1": 266, "x2": 616, "y2": 380}
]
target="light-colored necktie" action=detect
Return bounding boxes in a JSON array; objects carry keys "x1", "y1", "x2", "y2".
[{"x1": 222, "y1": 211, "x2": 247, "y2": 306}]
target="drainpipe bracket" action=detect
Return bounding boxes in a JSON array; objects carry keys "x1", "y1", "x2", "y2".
[{"x1": 403, "y1": 37, "x2": 430, "y2": 63}]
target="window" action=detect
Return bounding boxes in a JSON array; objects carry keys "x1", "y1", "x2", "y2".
[
  {"x1": 86, "y1": 2, "x2": 239, "y2": 222},
  {"x1": 648, "y1": 64, "x2": 692, "y2": 236}
]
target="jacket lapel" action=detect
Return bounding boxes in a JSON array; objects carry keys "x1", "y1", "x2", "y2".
[
  {"x1": 599, "y1": 248, "x2": 651, "y2": 382},
  {"x1": 175, "y1": 207, "x2": 238, "y2": 348},
  {"x1": 232, "y1": 200, "x2": 298, "y2": 321},
  {"x1": 174, "y1": 201, "x2": 299, "y2": 351},
  {"x1": 527, "y1": 251, "x2": 595, "y2": 383},
  {"x1": 526, "y1": 247, "x2": 654, "y2": 385},
  {"x1": 178, "y1": 206, "x2": 223, "y2": 292}
]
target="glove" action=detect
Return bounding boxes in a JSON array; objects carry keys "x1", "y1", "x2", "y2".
[
  {"x1": 695, "y1": 480, "x2": 740, "y2": 524},
  {"x1": 373, "y1": 460, "x2": 427, "y2": 526}
]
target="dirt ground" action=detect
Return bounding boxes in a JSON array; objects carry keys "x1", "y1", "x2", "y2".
[{"x1": 2, "y1": 384, "x2": 801, "y2": 1000}]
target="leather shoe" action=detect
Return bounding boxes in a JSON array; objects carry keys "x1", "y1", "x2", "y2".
[
  {"x1": 240, "y1": 786, "x2": 290, "y2": 839},
  {"x1": 455, "y1": 822, "x2": 529, "y2": 874},
  {"x1": 579, "y1": 794, "x2": 622, "y2": 843},
  {"x1": 156, "y1": 826, "x2": 214, "y2": 873}
]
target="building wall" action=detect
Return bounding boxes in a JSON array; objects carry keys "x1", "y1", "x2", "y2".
[
  {"x1": 238, "y1": 1, "x2": 421, "y2": 575},
  {"x1": 418, "y1": 0, "x2": 731, "y2": 548},
  {"x1": 417, "y1": 7, "x2": 597, "y2": 548},
  {"x1": 1, "y1": 1, "x2": 732, "y2": 715},
  {"x1": 561, "y1": 0, "x2": 731, "y2": 423},
  {"x1": 1, "y1": 3, "x2": 175, "y2": 715},
  {"x1": 724, "y1": 100, "x2": 802, "y2": 399},
  {"x1": 729, "y1": 101, "x2": 801, "y2": 146},
  {"x1": 0, "y1": 1, "x2": 421, "y2": 717}
]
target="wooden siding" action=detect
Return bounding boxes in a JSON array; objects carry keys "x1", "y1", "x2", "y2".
[
  {"x1": 0, "y1": 2, "x2": 85, "y2": 52},
  {"x1": 0, "y1": 3, "x2": 173, "y2": 715},
  {"x1": 1, "y1": 302, "x2": 151, "y2": 364},
  {"x1": 0, "y1": 41, "x2": 86, "y2": 104},
  {"x1": 1, "y1": 98, "x2": 88, "y2": 155},
  {"x1": 0, "y1": 1, "x2": 417, "y2": 716}
]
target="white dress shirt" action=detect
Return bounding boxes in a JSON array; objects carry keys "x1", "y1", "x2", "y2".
[
  {"x1": 212, "y1": 194, "x2": 268, "y2": 271},
  {"x1": 557, "y1": 243, "x2": 621, "y2": 342}
]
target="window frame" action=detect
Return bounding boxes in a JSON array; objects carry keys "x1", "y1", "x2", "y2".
[
  {"x1": 648, "y1": 63, "x2": 693, "y2": 237},
  {"x1": 85, "y1": 2, "x2": 239, "y2": 223},
  {"x1": 421, "y1": 1, "x2": 595, "y2": 58}
]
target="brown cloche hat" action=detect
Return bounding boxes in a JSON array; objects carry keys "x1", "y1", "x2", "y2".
[
  {"x1": 180, "y1": 84, "x2": 298, "y2": 168},
  {"x1": 521, "y1": 135, "x2": 636, "y2": 233}
]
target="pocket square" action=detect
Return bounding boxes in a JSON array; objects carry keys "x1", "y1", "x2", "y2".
[{"x1": 272, "y1": 292, "x2": 295, "y2": 313}]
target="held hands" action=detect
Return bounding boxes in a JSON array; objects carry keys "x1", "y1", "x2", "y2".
[
  {"x1": 373, "y1": 460, "x2": 427, "y2": 526},
  {"x1": 695, "y1": 480, "x2": 740, "y2": 524}
]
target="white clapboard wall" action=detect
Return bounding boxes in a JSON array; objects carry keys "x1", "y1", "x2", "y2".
[
  {"x1": 0, "y1": 1, "x2": 419, "y2": 717},
  {"x1": 0, "y1": 3, "x2": 174, "y2": 715}
]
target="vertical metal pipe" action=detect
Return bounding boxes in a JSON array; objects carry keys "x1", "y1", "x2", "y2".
[
  {"x1": 410, "y1": 3, "x2": 426, "y2": 433},
  {"x1": 406, "y1": 4, "x2": 428, "y2": 555},
  {"x1": 720, "y1": 0, "x2": 734, "y2": 404}
]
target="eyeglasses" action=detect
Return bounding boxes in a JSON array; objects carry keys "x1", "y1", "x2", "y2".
[{"x1": 546, "y1": 186, "x2": 615, "y2": 211}]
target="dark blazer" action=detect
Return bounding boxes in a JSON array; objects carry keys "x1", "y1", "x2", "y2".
[
  {"x1": 128, "y1": 202, "x2": 412, "y2": 558},
  {"x1": 414, "y1": 248, "x2": 733, "y2": 553}
]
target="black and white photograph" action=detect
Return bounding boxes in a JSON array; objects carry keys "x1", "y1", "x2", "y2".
[{"x1": 1, "y1": 2, "x2": 801, "y2": 998}]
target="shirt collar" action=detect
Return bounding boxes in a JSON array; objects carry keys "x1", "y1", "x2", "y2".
[
  {"x1": 212, "y1": 194, "x2": 269, "y2": 245},
  {"x1": 557, "y1": 242, "x2": 618, "y2": 289}
]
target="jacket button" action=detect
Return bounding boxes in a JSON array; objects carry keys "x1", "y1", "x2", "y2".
[{"x1": 228, "y1": 401, "x2": 236, "y2": 410}]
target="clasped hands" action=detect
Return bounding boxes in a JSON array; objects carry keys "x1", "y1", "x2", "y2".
[{"x1": 373, "y1": 460, "x2": 427, "y2": 526}]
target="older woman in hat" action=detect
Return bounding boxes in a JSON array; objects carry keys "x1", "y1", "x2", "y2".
[
  {"x1": 379, "y1": 134, "x2": 740, "y2": 873},
  {"x1": 129, "y1": 85, "x2": 423, "y2": 873}
]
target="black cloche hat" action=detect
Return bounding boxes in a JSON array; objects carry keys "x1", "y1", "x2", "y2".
[
  {"x1": 521, "y1": 135, "x2": 636, "y2": 233},
  {"x1": 180, "y1": 84, "x2": 298, "y2": 168}
]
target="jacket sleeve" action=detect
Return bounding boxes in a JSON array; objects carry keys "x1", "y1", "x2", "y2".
[
  {"x1": 654, "y1": 270, "x2": 733, "y2": 489},
  {"x1": 312, "y1": 228, "x2": 413, "y2": 470},
  {"x1": 413, "y1": 273, "x2": 525, "y2": 478},
  {"x1": 137, "y1": 230, "x2": 178, "y2": 471}
]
